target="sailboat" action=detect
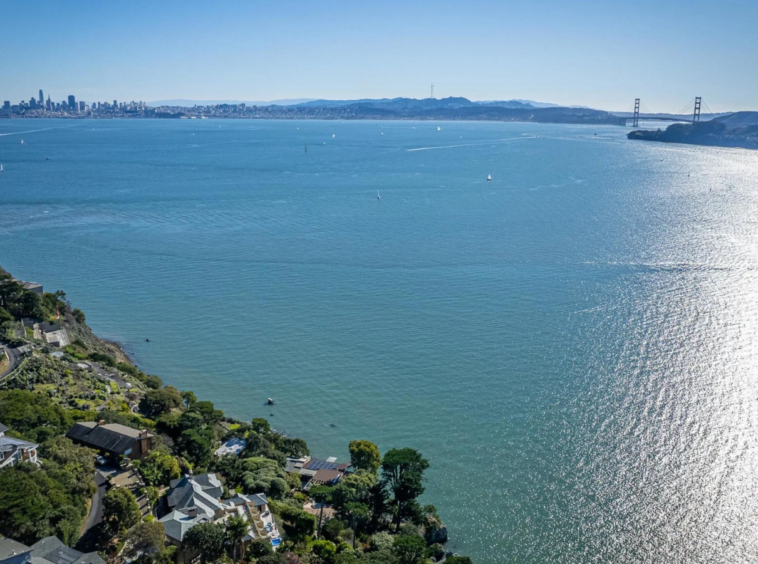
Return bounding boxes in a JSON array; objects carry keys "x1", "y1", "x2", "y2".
[
  {"x1": 1, "y1": 164, "x2": 4, "y2": 173},
  {"x1": 487, "y1": 174, "x2": 492, "y2": 182},
  {"x1": 20, "y1": 139, "x2": 25, "y2": 145},
  {"x1": 304, "y1": 144, "x2": 308, "y2": 153},
  {"x1": 332, "y1": 134, "x2": 336, "y2": 138},
  {"x1": 437, "y1": 126, "x2": 441, "y2": 131},
  {"x1": 377, "y1": 191, "x2": 381, "y2": 200}
]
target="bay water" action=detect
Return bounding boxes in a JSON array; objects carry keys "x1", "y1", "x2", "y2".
[{"x1": 2, "y1": 118, "x2": 758, "y2": 563}]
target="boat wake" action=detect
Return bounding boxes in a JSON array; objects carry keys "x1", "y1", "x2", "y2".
[{"x1": 406, "y1": 136, "x2": 537, "y2": 152}]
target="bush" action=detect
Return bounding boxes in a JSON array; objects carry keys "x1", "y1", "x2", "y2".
[{"x1": 369, "y1": 532, "x2": 395, "y2": 552}]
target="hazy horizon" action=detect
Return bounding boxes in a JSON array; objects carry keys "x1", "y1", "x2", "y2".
[{"x1": 2, "y1": 0, "x2": 757, "y2": 113}]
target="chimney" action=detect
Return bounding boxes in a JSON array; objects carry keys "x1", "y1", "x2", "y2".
[
  {"x1": 139, "y1": 429, "x2": 148, "y2": 438},
  {"x1": 187, "y1": 506, "x2": 198, "y2": 517}
]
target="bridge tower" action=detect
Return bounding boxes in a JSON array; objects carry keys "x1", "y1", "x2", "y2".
[
  {"x1": 632, "y1": 98, "x2": 640, "y2": 127},
  {"x1": 693, "y1": 97, "x2": 702, "y2": 122}
]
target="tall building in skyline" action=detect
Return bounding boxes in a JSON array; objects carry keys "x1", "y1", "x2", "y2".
[
  {"x1": 39, "y1": 89, "x2": 43, "y2": 104},
  {"x1": 68, "y1": 94, "x2": 77, "y2": 113}
]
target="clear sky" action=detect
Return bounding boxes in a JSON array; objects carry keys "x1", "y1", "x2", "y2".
[{"x1": 1, "y1": 0, "x2": 756, "y2": 112}]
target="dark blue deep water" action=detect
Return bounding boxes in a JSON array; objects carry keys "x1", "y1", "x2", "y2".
[{"x1": 2, "y1": 119, "x2": 758, "y2": 563}]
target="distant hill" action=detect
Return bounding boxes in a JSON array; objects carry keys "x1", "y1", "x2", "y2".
[
  {"x1": 147, "y1": 98, "x2": 316, "y2": 107},
  {"x1": 715, "y1": 111, "x2": 758, "y2": 129},
  {"x1": 296, "y1": 97, "x2": 535, "y2": 110}
]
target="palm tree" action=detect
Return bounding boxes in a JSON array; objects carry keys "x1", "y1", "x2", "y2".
[{"x1": 226, "y1": 515, "x2": 249, "y2": 563}]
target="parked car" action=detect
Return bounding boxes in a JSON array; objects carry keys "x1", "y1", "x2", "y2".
[{"x1": 95, "y1": 455, "x2": 107, "y2": 466}]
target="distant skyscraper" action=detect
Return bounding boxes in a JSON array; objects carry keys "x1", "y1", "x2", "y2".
[
  {"x1": 46, "y1": 96, "x2": 52, "y2": 111},
  {"x1": 39, "y1": 90, "x2": 43, "y2": 104},
  {"x1": 79, "y1": 101, "x2": 85, "y2": 112},
  {"x1": 68, "y1": 95, "x2": 77, "y2": 112}
]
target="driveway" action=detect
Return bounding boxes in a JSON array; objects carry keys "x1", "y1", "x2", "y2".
[
  {"x1": 0, "y1": 345, "x2": 22, "y2": 382},
  {"x1": 76, "y1": 470, "x2": 109, "y2": 552},
  {"x1": 84, "y1": 470, "x2": 108, "y2": 532}
]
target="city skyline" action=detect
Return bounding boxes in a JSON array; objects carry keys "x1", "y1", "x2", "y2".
[{"x1": 1, "y1": 0, "x2": 757, "y2": 113}]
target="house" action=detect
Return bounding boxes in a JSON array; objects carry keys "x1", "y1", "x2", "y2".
[
  {"x1": 0, "y1": 422, "x2": 39, "y2": 468},
  {"x1": 159, "y1": 474, "x2": 280, "y2": 559},
  {"x1": 0, "y1": 537, "x2": 104, "y2": 564},
  {"x1": 286, "y1": 456, "x2": 349, "y2": 490},
  {"x1": 21, "y1": 320, "x2": 70, "y2": 348},
  {"x1": 14, "y1": 279, "x2": 43, "y2": 295},
  {"x1": 67, "y1": 421, "x2": 154, "y2": 460}
]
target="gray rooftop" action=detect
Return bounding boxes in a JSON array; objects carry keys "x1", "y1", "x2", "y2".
[
  {"x1": 31, "y1": 537, "x2": 105, "y2": 564},
  {"x1": 66, "y1": 422, "x2": 152, "y2": 455},
  {"x1": 0, "y1": 538, "x2": 32, "y2": 561}
]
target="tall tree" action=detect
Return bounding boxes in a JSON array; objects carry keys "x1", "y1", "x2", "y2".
[
  {"x1": 123, "y1": 521, "x2": 165, "y2": 560},
  {"x1": 183, "y1": 522, "x2": 226, "y2": 564},
  {"x1": 393, "y1": 535, "x2": 427, "y2": 564},
  {"x1": 309, "y1": 485, "x2": 334, "y2": 540},
  {"x1": 344, "y1": 502, "x2": 370, "y2": 549},
  {"x1": 102, "y1": 488, "x2": 141, "y2": 533},
  {"x1": 225, "y1": 515, "x2": 248, "y2": 562},
  {"x1": 349, "y1": 440, "x2": 382, "y2": 474},
  {"x1": 380, "y1": 448, "x2": 429, "y2": 530}
]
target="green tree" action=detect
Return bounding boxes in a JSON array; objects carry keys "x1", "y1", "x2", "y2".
[
  {"x1": 139, "y1": 386, "x2": 183, "y2": 417},
  {"x1": 178, "y1": 427, "x2": 215, "y2": 468},
  {"x1": 103, "y1": 487, "x2": 141, "y2": 533},
  {"x1": 392, "y1": 536, "x2": 426, "y2": 564},
  {"x1": 136, "y1": 450, "x2": 181, "y2": 487},
  {"x1": 311, "y1": 540, "x2": 337, "y2": 563},
  {"x1": 310, "y1": 485, "x2": 334, "y2": 540},
  {"x1": 279, "y1": 506, "x2": 316, "y2": 541},
  {"x1": 380, "y1": 449, "x2": 429, "y2": 530},
  {"x1": 349, "y1": 441, "x2": 381, "y2": 474},
  {"x1": 181, "y1": 390, "x2": 198, "y2": 408},
  {"x1": 445, "y1": 557, "x2": 474, "y2": 564},
  {"x1": 247, "y1": 539, "x2": 273, "y2": 558},
  {"x1": 344, "y1": 502, "x2": 370, "y2": 549},
  {"x1": 251, "y1": 417, "x2": 271, "y2": 434},
  {"x1": 183, "y1": 522, "x2": 226, "y2": 564},
  {"x1": 225, "y1": 515, "x2": 248, "y2": 562},
  {"x1": 124, "y1": 521, "x2": 166, "y2": 560},
  {"x1": 322, "y1": 518, "x2": 346, "y2": 543}
]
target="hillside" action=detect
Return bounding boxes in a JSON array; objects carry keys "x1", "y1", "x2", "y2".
[
  {"x1": 628, "y1": 117, "x2": 758, "y2": 150},
  {"x1": 714, "y1": 111, "x2": 758, "y2": 129}
]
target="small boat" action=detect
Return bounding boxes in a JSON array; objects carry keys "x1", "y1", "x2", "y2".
[
  {"x1": 381, "y1": 132, "x2": 384, "y2": 136},
  {"x1": 377, "y1": 191, "x2": 381, "y2": 200},
  {"x1": 487, "y1": 174, "x2": 492, "y2": 182},
  {"x1": 45, "y1": 157, "x2": 49, "y2": 161},
  {"x1": 304, "y1": 144, "x2": 307, "y2": 153},
  {"x1": 267, "y1": 397, "x2": 275, "y2": 405},
  {"x1": 332, "y1": 134, "x2": 336, "y2": 138},
  {"x1": 0, "y1": 164, "x2": 3, "y2": 173},
  {"x1": 145, "y1": 338, "x2": 150, "y2": 342},
  {"x1": 437, "y1": 126, "x2": 441, "y2": 131},
  {"x1": 20, "y1": 139, "x2": 25, "y2": 145}
]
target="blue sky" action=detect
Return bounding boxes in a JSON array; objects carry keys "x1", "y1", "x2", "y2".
[{"x1": 1, "y1": 0, "x2": 756, "y2": 112}]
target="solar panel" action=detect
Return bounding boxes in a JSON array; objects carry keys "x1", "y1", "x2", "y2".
[{"x1": 305, "y1": 458, "x2": 339, "y2": 471}]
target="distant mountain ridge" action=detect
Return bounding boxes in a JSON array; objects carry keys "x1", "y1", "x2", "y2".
[
  {"x1": 147, "y1": 98, "x2": 317, "y2": 107},
  {"x1": 295, "y1": 97, "x2": 537, "y2": 110}
]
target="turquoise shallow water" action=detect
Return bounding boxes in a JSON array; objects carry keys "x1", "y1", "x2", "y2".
[{"x1": 2, "y1": 119, "x2": 758, "y2": 563}]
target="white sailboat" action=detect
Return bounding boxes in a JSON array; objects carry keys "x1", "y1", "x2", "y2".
[
  {"x1": 487, "y1": 174, "x2": 492, "y2": 182},
  {"x1": 377, "y1": 191, "x2": 381, "y2": 200},
  {"x1": 1, "y1": 164, "x2": 4, "y2": 173},
  {"x1": 332, "y1": 134, "x2": 336, "y2": 138},
  {"x1": 437, "y1": 126, "x2": 441, "y2": 131},
  {"x1": 20, "y1": 139, "x2": 25, "y2": 145}
]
